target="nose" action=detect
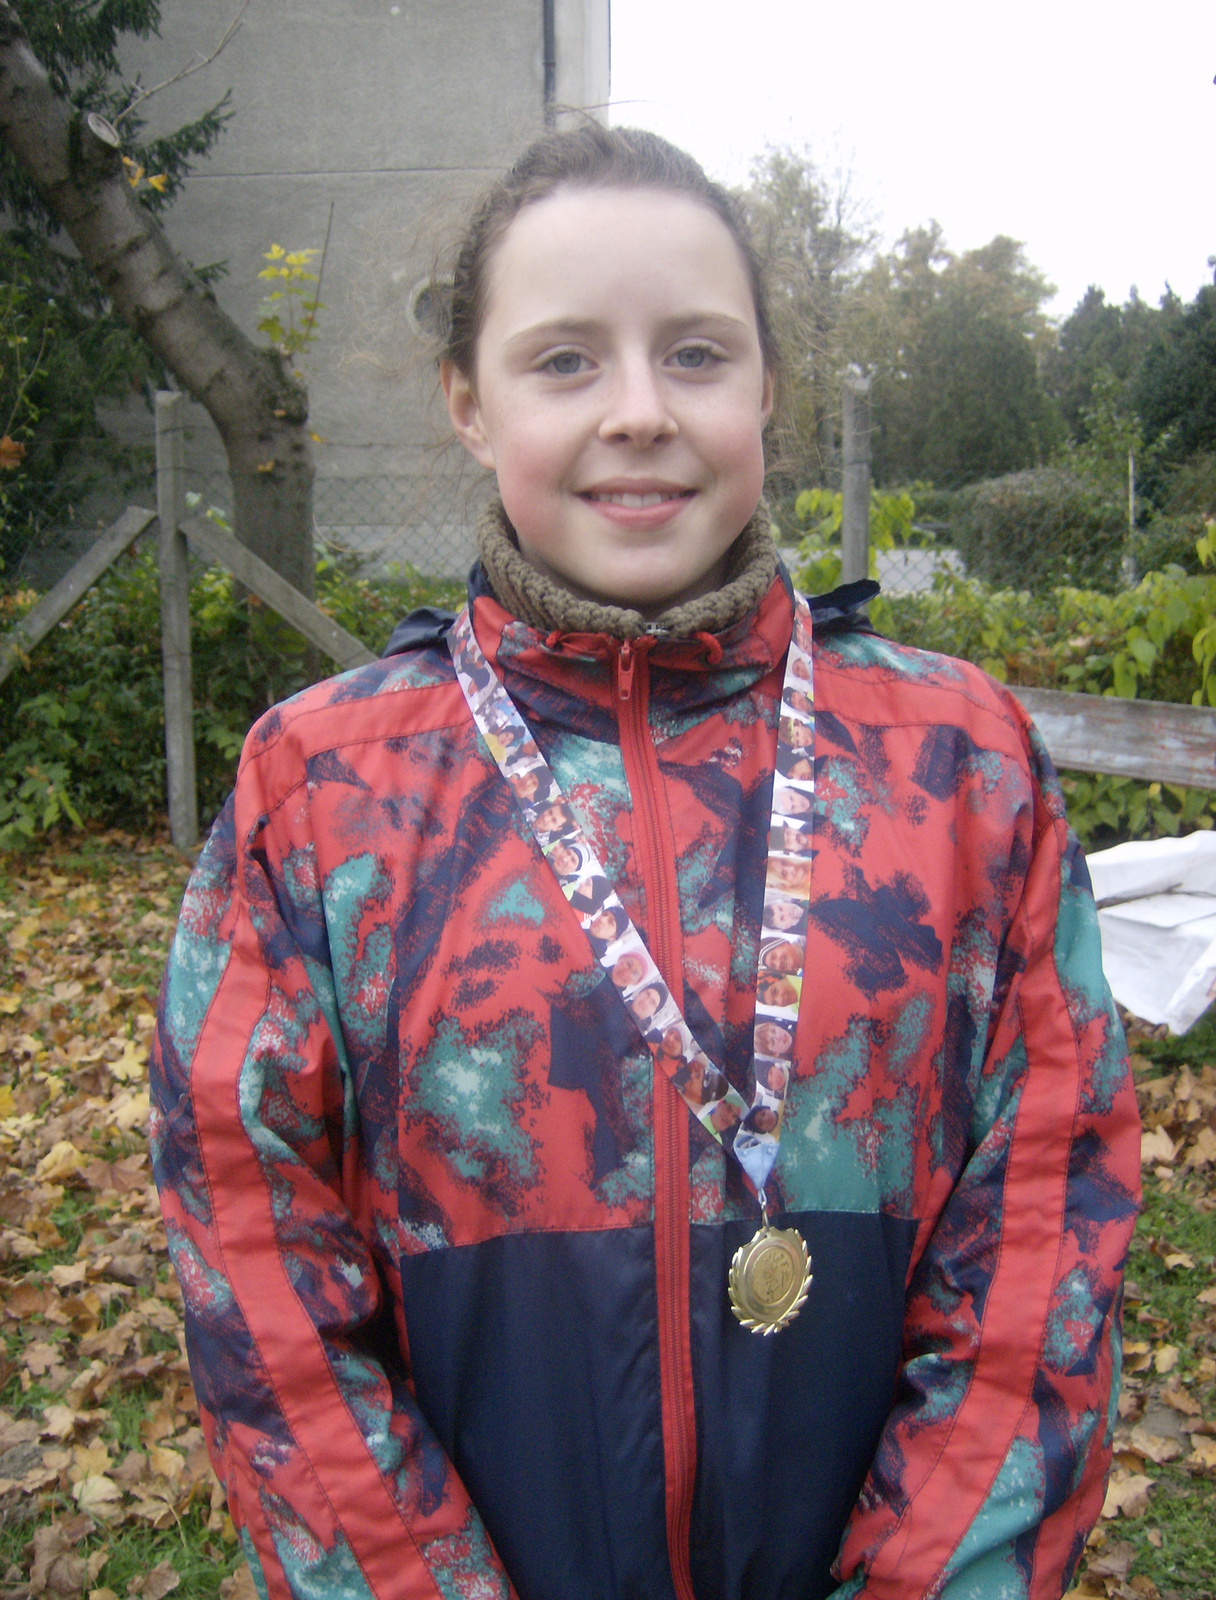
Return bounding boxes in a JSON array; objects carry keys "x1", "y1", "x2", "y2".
[{"x1": 598, "y1": 355, "x2": 677, "y2": 447}]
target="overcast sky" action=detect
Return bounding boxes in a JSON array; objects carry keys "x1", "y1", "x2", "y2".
[{"x1": 608, "y1": 0, "x2": 1215, "y2": 322}]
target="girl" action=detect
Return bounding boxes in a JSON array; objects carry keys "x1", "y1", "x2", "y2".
[{"x1": 151, "y1": 124, "x2": 1139, "y2": 1600}]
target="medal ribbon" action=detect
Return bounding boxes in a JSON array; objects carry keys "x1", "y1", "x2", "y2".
[{"x1": 448, "y1": 597, "x2": 816, "y2": 1211}]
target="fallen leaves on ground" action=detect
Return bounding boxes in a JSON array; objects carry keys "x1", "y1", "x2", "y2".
[
  {"x1": 2, "y1": 836, "x2": 1215, "y2": 1597},
  {"x1": 0, "y1": 833, "x2": 236, "y2": 1593},
  {"x1": 1074, "y1": 1019, "x2": 1216, "y2": 1600}
]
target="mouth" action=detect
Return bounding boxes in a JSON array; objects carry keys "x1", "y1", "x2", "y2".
[
  {"x1": 580, "y1": 486, "x2": 696, "y2": 508},
  {"x1": 578, "y1": 484, "x2": 697, "y2": 528}
]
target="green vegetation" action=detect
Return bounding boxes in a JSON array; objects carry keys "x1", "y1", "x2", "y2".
[
  {"x1": 0, "y1": 0, "x2": 231, "y2": 577},
  {"x1": 0, "y1": 546, "x2": 462, "y2": 849}
]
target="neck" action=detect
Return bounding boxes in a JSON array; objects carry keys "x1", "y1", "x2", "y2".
[{"x1": 475, "y1": 501, "x2": 779, "y2": 639}]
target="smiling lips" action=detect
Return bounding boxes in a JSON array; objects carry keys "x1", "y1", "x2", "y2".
[{"x1": 580, "y1": 485, "x2": 697, "y2": 527}]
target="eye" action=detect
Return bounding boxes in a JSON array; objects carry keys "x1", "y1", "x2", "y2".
[
  {"x1": 672, "y1": 343, "x2": 717, "y2": 370},
  {"x1": 544, "y1": 349, "x2": 587, "y2": 376}
]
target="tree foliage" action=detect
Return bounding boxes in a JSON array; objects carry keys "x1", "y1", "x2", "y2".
[
  {"x1": 1044, "y1": 285, "x2": 1161, "y2": 445},
  {"x1": 865, "y1": 228, "x2": 1064, "y2": 486},
  {"x1": 741, "y1": 150, "x2": 1068, "y2": 494},
  {"x1": 1135, "y1": 282, "x2": 1216, "y2": 468},
  {"x1": 741, "y1": 148, "x2": 876, "y2": 490},
  {"x1": 0, "y1": 0, "x2": 231, "y2": 580}
]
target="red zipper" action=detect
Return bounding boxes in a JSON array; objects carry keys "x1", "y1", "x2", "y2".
[{"x1": 615, "y1": 639, "x2": 698, "y2": 1600}]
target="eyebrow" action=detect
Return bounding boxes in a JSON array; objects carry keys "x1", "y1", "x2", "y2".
[{"x1": 504, "y1": 311, "x2": 752, "y2": 352}]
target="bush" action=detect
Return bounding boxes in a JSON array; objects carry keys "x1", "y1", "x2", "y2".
[
  {"x1": 789, "y1": 485, "x2": 921, "y2": 593},
  {"x1": 1131, "y1": 515, "x2": 1208, "y2": 577},
  {"x1": 951, "y1": 468, "x2": 1127, "y2": 591},
  {"x1": 868, "y1": 537, "x2": 1216, "y2": 847},
  {"x1": 0, "y1": 546, "x2": 462, "y2": 850}
]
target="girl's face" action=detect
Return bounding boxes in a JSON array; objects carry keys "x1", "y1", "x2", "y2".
[{"x1": 442, "y1": 186, "x2": 772, "y2": 616}]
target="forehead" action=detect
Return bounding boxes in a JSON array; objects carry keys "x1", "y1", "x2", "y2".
[{"x1": 481, "y1": 185, "x2": 759, "y2": 341}]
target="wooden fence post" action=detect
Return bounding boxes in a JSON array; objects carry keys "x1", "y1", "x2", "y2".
[
  {"x1": 156, "y1": 391, "x2": 199, "y2": 852},
  {"x1": 840, "y1": 373, "x2": 872, "y2": 585}
]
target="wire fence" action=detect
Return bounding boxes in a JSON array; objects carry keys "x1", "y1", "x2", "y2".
[
  {"x1": 7, "y1": 443, "x2": 966, "y2": 598},
  {"x1": 4, "y1": 444, "x2": 485, "y2": 591}
]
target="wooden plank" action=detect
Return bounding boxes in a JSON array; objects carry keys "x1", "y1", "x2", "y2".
[
  {"x1": 1009, "y1": 685, "x2": 1216, "y2": 791},
  {"x1": 181, "y1": 514, "x2": 377, "y2": 671},
  {"x1": 156, "y1": 391, "x2": 199, "y2": 852},
  {"x1": 0, "y1": 505, "x2": 156, "y2": 688}
]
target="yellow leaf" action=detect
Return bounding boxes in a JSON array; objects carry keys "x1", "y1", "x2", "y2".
[
  {"x1": 73, "y1": 1441, "x2": 113, "y2": 1478},
  {"x1": 7, "y1": 915, "x2": 40, "y2": 950},
  {"x1": 0, "y1": 1086, "x2": 14, "y2": 1117},
  {"x1": 0, "y1": 991, "x2": 19, "y2": 1012},
  {"x1": 1140, "y1": 1126, "x2": 1176, "y2": 1165},
  {"x1": 1188, "y1": 1437, "x2": 1216, "y2": 1471},
  {"x1": 109, "y1": 1090, "x2": 150, "y2": 1133},
  {"x1": 109, "y1": 1039, "x2": 148, "y2": 1083},
  {"x1": 1101, "y1": 1470, "x2": 1154, "y2": 1518},
  {"x1": 1163, "y1": 1250, "x2": 1195, "y2": 1270},
  {"x1": 36, "y1": 1139, "x2": 85, "y2": 1182},
  {"x1": 1154, "y1": 1344, "x2": 1179, "y2": 1374},
  {"x1": 1128, "y1": 1424, "x2": 1181, "y2": 1464},
  {"x1": 41, "y1": 1404, "x2": 81, "y2": 1440},
  {"x1": 74, "y1": 1473, "x2": 122, "y2": 1509},
  {"x1": 1197, "y1": 1285, "x2": 1216, "y2": 1306},
  {"x1": 1162, "y1": 1382, "x2": 1201, "y2": 1416},
  {"x1": 147, "y1": 1444, "x2": 185, "y2": 1481},
  {"x1": 49, "y1": 1262, "x2": 89, "y2": 1289},
  {"x1": 263, "y1": 244, "x2": 285, "y2": 260},
  {"x1": 146, "y1": 173, "x2": 168, "y2": 192},
  {"x1": 256, "y1": 460, "x2": 276, "y2": 473},
  {"x1": 1184, "y1": 1126, "x2": 1216, "y2": 1167},
  {"x1": 309, "y1": 432, "x2": 328, "y2": 444}
]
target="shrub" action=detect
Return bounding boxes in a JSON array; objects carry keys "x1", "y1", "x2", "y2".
[
  {"x1": 951, "y1": 468, "x2": 1127, "y2": 591},
  {"x1": 868, "y1": 532, "x2": 1216, "y2": 847},
  {"x1": 0, "y1": 546, "x2": 462, "y2": 850}
]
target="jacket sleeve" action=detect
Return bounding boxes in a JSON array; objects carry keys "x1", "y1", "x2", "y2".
[
  {"x1": 830, "y1": 720, "x2": 1141, "y2": 1600},
  {"x1": 149, "y1": 756, "x2": 515, "y2": 1600}
]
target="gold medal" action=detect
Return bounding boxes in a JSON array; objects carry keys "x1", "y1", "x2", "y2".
[{"x1": 727, "y1": 1225, "x2": 812, "y2": 1335}]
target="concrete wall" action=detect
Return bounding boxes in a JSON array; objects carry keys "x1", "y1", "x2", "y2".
[{"x1": 117, "y1": 0, "x2": 609, "y2": 573}]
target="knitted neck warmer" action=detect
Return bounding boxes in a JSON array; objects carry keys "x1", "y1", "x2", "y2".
[{"x1": 475, "y1": 500, "x2": 779, "y2": 640}]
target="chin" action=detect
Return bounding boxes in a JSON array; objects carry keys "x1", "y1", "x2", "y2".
[{"x1": 587, "y1": 561, "x2": 725, "y2": 615}]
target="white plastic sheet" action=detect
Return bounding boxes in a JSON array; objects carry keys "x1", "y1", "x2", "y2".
[{"x1": 1087, "y1": 832, "x2": 1216, "y2": 1035}]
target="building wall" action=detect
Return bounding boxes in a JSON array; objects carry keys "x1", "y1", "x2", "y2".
[{"x1": 118, "y1": 0, "x2": 609, "y2": 573}]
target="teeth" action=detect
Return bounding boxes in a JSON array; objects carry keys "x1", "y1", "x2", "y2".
[{"x1": 591, "y1": 491, "x2": 675, "y2": 507}]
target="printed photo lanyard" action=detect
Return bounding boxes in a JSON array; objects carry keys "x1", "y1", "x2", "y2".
[{"x1": 449, "y1": 596, "x2": 818, "y2": 1334}]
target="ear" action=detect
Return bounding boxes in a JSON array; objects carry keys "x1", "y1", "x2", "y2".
[
  {"x1": 440, "y1": 360, "x2": 496, "y2": 470},
  {"x1": 759, "y1": 366, "x2": 775, "y2": 428}
]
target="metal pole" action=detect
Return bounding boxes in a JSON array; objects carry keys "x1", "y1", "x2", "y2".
[
  {"x1": 156, "y1": 390, "x2": 199, "y2": 851},
  {"x1": 840, "y1": 374, "x2": 872, "y2": 585}
]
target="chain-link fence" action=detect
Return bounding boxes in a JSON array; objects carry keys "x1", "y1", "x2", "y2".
[
  {"x1": 7, "y1": 436, "x2": 971, "y2": 599},
  {"x1": 4, "y1": 441, "x2": 484, "y2": 592},
  {"x1": 187, "y1": 466, "x2": 481, "y2": 581},
  {"x1": 873, "y1": 546, "x2": 964, "y2": 593}
]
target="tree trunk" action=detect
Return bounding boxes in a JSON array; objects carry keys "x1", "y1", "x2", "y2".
[{"x1": 0, "y1": 3, "x2": 316, "y2": 597}]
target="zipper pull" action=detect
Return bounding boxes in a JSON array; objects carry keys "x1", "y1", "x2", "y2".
[{"x1": 617, "y1": 640, "x2": 636, "y2": 702}]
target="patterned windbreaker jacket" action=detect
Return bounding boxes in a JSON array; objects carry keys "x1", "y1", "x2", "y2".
[{"x1": 150, "y1": 570, "x2": 1141, "y2": 1600}]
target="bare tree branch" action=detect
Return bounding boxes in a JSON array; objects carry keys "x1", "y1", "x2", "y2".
[{"x1": 113, "y1": 0, "x2": 251, "y2": 129}]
